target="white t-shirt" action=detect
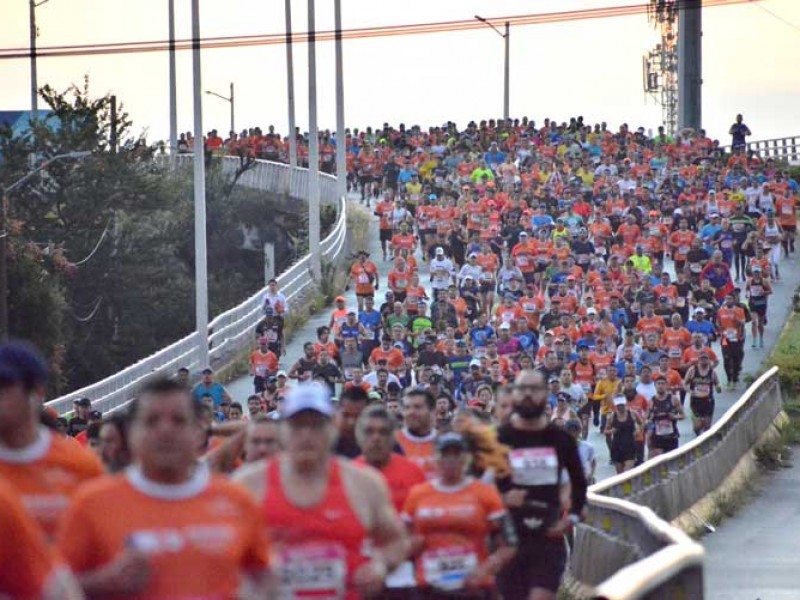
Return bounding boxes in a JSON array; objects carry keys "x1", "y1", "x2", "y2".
[
  {"x1": 262, "y1": 291, "x2": 289, "y2": 315},
  {"x1": 429, "y1": 257, "x2": 455, "y2": 290}
]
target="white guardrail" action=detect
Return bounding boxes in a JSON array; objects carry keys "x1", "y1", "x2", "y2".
[
  {"x1": 723, "y1": 135, "x2": 800, "y2": 164},
  {"x1": 575, "y1": 366, "x2": 783, "y2": 599},
  {"x1": 45, "y1": 155, "x2": 347, "y2": 416}
]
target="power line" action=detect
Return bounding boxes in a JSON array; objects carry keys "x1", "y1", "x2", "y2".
[
  {"x1": 0, "y1": 0, "x2": 752, "y2": 61},
  {"x1": 752, "y1": 1, "x2": 800, "y2": 33}
]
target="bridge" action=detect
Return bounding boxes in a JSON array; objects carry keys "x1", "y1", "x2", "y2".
[{"x1": 45, "y1": 135, "x2": 800, "y2": 599}]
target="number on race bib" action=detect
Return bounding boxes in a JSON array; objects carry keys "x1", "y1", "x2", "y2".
[
  {"x1": 422, "y1": 546, "x2": 478, "y2": 591},
  {"x1": 278, "y1": 543, "x2": 347, "y2": 600}
]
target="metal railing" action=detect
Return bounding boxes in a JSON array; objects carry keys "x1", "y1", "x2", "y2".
[
  {"x1": 46, "y1": 157, "x2": 347, "y2": 416},
  {"x1": 574, "y1": 366, "x2": 783, "y2": 599},
  {"x1": 723, "y1": 135, "x2": 800, "y2": 164}
]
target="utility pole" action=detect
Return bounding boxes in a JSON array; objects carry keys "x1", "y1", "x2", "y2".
[
  {"x1": 168, "y1": 0, "x2": 177, "y2": 154},
  {"x1": 475, "y1": 16, "x2": 510, "y2": 121},
  {"x1": 29, "y1": 0, "x2": 44, "y2": 120},
  {"x1": 334, "y1": 0, "x2": 347, "y2": 201},
  {"x1": 678, "y1": 0, "x2": 702, "y2": 131},
  {"x1": 191, "y1": 0, "x2": 210, "y2": 368},
  {"x1": 0, "y1": 192, "x2": 8, "y2": 342},
  {"x1": 504, "y1": 21, "x2": 510, "y2": 121},
  {"x1": 109, "y1": 95, "x2": 117, "y2": 154},
  {"x1": 285, "y1": 0, "x2": 298, "y2": 175},
  {"x1": 307, "y1": 0, "x2": 321, "y2": 280},
  {"x1": 229, "y1": 82, "x2": 235, "y2": 135}
]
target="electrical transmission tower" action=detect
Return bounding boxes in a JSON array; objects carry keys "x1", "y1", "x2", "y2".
[{"x1": 643, "y1": 0, "x2": 679, "y2": 135}]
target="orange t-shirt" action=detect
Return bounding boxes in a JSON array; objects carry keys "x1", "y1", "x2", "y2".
[
  {"x1": 395, "y1": 429, "x2": 437, "y2": 479},
  {"x1": 636, "y1": 315, "x2": 666, "y2": 339},
  {"x1": 351, "y1": 261, "x2": 378, "y2": 295},
  {"x1": 250, "y1": 349, "x2": 279, "y2": 377},
  {"x1": 0, "y1": 477, "x2": 64, "y2": 598},
  {"x1": 58, "y1": 469, "x2": 269, "y2": 598},
  {"x1": 660, "y1": 327, "x2": 692, "y2": 368},
  {"x1": 0, "y1": 428, "x2": 103, "y2": 539},
  {"x1": 682, "y1": 346, "x2": 718, "y2": 368},
  {"x1": 369, "y1": 347, "x2": 406, "y2": 372},
  {"x1": 354, "y1": 454, "x2": 426, "y2": 513},
  {"x1": 402, "y1": 478, "x2": 506, "y2": 589}
]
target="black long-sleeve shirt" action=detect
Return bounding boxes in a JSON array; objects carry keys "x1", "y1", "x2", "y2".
[{"x1": 496, "y1": 423, "x2": 588, "y2": 541}]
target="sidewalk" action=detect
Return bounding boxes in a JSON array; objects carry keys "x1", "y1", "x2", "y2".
[
  {"x1": 227, "y1": 193, "x2": 423, "y2": 401},
  {"x1": 702, "y1": 459, "x2": 800, "y2": 599}
]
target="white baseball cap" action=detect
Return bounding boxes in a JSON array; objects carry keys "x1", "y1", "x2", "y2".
[
  {"x1": 435, "y1": 246, "x2": 444, "y2": 255},
  {"x1": 281, "y1": 382, "x2": 333, "y2": 419}
]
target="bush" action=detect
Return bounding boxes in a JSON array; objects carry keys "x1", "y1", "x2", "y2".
[{"x1": 772, "y1": 312, "x2": 800, "y2": 396}]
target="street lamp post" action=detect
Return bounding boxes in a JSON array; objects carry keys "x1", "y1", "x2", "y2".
[
  {"x1": 475, "y1": 15, "x2": 510, "y2": 121},
  {"x1": 0, "y1": 151, "x2": 91, "y2": 342},
  {"x1": 168, "y1": 0, "x2": 178, "y2": 154},
  {"x1": 307, "y1": 0, "x2": 321, "y2": 281},
  {"x1": 334, "y1": 0, "x2": 347, "y2": 202},
  {"x1": 285, "y1": 0, "x2": 297, "y2": 172},
  {"x1": 191, "y1": 0, "x2": 210, "y2": 369},
  {"x1": 205, "y1": 83, "x2": 235, "y2": 137}
]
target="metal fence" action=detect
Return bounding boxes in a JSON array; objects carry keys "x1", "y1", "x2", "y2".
[
  {"x1": 723, "y1": 135, "x2": 800, "y2": 164},
  {"x1": 574, "y1": 366, "x2": 783, "y2": 599},
  {"x1": 46, "y1": 157, "x2": 346, "y2": 416}
]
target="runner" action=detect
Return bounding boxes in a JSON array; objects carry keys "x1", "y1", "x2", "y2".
[
  {"x1": 605, "y1": 396, "x2": 643, "y2": 473},
  {"x1": 396, "y1": 389, "x2": 439, "y2": 478},
  {"x1": 0, "y1": 476, "x2": 83, "y2": 599},
  {"x1": 495, "y1": 369, "x2": 587, "y2": 600},
  {"x1": 684, "y1": 351, "x2": 722, "y2": 436},
  {"x1": 646, "y1": 375, "x2": 685, "y2": 457},
  {"x1": 234, "y1": 382, "x2": 408, "y2": 599},
  {"x1": 402, "y1": 431, "x2": 517, "y2": 599},
  {"x1": 58, "y1": 377, "x2": 271, "y2": 597},
  {"x1": 0, "y1": 342, "x2": 103, "y2": 539},
  {"x1": 745, "y1": 265, "x2": 772, "y2": 349}
]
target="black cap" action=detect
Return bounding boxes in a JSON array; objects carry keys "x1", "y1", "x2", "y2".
[
  {"x1": 436, "y1": 431, "x2": 469, "y2": 452},
  {"x1": 74, "y1": 397, "x2": 92, "y2": 408}
]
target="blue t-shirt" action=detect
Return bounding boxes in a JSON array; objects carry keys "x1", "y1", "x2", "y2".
[
  {"x1": 358, "y1": 310, "x2": 382, "y2": 342},
  {"x1": 687, "y1": 320, "x2": 715, "y2": 338},
  {"x1": 193, "y1": 382, "x2": 226, "y2": 407}
]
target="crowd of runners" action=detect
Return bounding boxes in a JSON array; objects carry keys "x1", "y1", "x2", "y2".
[{"x1": 1, "y1": 114, "x2": 798, "y2": 599}]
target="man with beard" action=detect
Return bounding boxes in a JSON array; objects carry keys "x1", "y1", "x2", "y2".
[{"x1": 495, "y1": 370, "x2": 587, "y2": 600}]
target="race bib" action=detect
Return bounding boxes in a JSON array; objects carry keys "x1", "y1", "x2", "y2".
[
  {"x1": 721, "y1": 239, "x2": 732, "y2": 249},
  {"x1": 678, "y1": 246, "x2": 690, "y2": 255},
  {"x1": 422, "y1": 546, "x2": 478, "y2": 591},
  {"x1": 668, "y1": 347, "x2": 682, "y2": 358},
  {"x1": 357, "y1": 273, "x2": 370, "y2": 284},
  {"x1": 510, "y1": 447, "x2": 559, "y2": 486},
  {"x1": 725, "y1": 329, "x2": 738, "y2": 342},
  {"x1": 278, "y1": 543, "x2": 347, "y2": 600},
  {"x1": 655, "y1": 419, "x2": 674, "y2": 437},
  {"x1": 783, "y1": 206, "x2": 794, "y2": 215},
  {"x1": 517, "y1": 256, "x2": 529, "y2": 267},
  {"x1": 676, "y1": 297, "x2": 686, "y2": 308},
  {"x1": 694, "y1": 383, "x2": 710, "y2": 396},
  {"x1": 256, "y1": 365, "x2": 268, "y2": 377},
  {"x1": 690, "y1": 263, "x2": 702, "y2": 273}
]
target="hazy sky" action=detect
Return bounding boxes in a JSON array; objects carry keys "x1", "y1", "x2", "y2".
[{"x1": 2, "y1": 0, "x2": 799, "y2": 143}]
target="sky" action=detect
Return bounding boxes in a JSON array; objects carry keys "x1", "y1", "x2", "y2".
[{"x1": 1, "y1": 0, "x2": 799, "y2": 144}]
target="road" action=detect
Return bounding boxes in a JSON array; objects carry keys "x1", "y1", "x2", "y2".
[
  {"x1": 228, "y1": 198, "x2": 799, "y2": 484},
  {"x1": 702, "y1": 460, "x2": 800, "y2": 599}
]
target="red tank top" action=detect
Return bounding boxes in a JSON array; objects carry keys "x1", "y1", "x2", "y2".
[{"x1": 263, "y1": 459, "x2": 367, "y2": 600}]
